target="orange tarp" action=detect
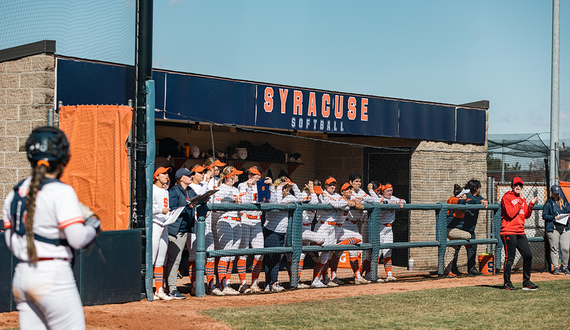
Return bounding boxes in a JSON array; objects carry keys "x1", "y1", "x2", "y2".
[
  {"x1": 559, "y1": 181, "x2": 570, "y2": 202},
  {"x1": 59, "y1": 105, "x2": 133, "y2": 231}
]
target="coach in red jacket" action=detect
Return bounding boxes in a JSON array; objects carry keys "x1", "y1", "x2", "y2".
[{"x1": 500, "y1": 177, "x2": 539, "y2": 291}]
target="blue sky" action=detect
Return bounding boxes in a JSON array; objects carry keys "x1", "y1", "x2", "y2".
[{"x1": 1, "y1": 0, "x2": 568, "y2": 137}]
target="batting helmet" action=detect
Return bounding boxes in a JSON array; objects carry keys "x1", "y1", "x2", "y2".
[{"x1": 25, "y1": 126, "x2": 70, "y2": 168}]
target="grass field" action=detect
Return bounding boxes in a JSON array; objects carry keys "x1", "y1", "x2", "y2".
[{"x1": 201, "y1": 280, "x2": 570, "y2": 329}]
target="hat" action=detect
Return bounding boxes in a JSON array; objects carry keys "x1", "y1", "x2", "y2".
[
  {"x1": 285, "y1": 178, "x2": 294, "y2": 185},
  {"x1": 313, "y1": 186, "x2": 323, "y2": 194},
  {"x1": 551, "y1": 185, "x2": 562, "y2": 194},
  {"x1": 340, "y1": 183, "x2": 352, "y2": 192},
  {"x1": 176, "y1": 167, "x2": 193, "y2": 180},
  {"x1": 382, "y1": 184, "x2": 393, "y2": 192},
  {"x1": 153, "y1": 167, "x2": 171, "y2": 180},
  {"x1": 191, "y1": 164, "x2": 206, "y2": 173},
  {"x1": 247, "y1": 166, "x2": 261, "y2": 176},
  {"x1": 224, "y1": 168, "x2": 243, "y2": 179},
  {"x1": 512, "y1": 177, "x2": 523, "y2": 186},
  {"x1": 206, "y1": 159, "x2": 226, "y2": 170},
  {"x1": 325, "y1": 177, "x2": 337, "y2": 185}
]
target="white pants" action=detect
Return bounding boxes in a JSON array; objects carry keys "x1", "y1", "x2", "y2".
[
  {"x1": 335, "y1": 226, "x2": 362, "y2": 258},
  {"x1": 217, "y1": 217, "x2": 242, "y2": 263},
  {"x1": 302, "y1": 225, "x2": 323, "y2": 244},
  {"x1": 379, "y1": 224, "x2": 393, "y2": 258},
  {"x1": 13, "y1": 260, "x2": 85, "y2": 330},
  {"x1": 239, "y1": 221, "x2": 264, "y2": 261},
  {"x1": 152, "y1": 223, "x2": 169, "y2": 267},
  {"x1": 314, "y1": 222, "x2": 336, "y2": 263}
]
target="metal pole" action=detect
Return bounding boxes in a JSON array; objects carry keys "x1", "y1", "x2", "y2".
[
  {"x1": 486, "y1": 177, "x2": 495, "y2": 253},
  {"x1": 550, "y1": 0, "x2": 560, "y2": 188},
  {"x1": 501, "y1": 139, "x2": 505, "y2": 182}
]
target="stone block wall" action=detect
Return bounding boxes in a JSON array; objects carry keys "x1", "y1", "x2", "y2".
[{"x1": 0, "y1": 54, "x2": 56, "y2": 218}]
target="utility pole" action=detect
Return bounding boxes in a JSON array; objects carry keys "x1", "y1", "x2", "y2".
[{"x1": 550, "y1": 0, "x2": 560, "y2": 188}]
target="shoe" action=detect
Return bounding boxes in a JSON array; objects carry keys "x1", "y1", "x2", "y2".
[
  {"x1": 264, "y1": 284, "x2": 271, "y2": 292},
  {"x1": 222, "y1": 286, "x2": 240, "y2": 295},
  {"x1": 564, "y1": 268, "x2": 570, "y2": 275},
  {"x1": 354, "y1": 277, "x2": 370, "y2": 285},
  {"x1": 297, "y1": 282, "x2": 310, "y2": 289},
  {"x1": 386, "y1": 276, "x2": 397, "y2": 282},
  {"x1": 271, "y1": 283, "x2": 285, "y2": 292},
  {"x1": 503, "y1": 283, "x2": 517, "y2": 291},
  {"x1": 446, "y1": 272, "x2": 457, "y2": 278},
  {"x1": 190, "y1": 287, "x2": 196, "y2": 296},
  {"x1": 155, "y1": 291, "x2": 174, "y2": 300},
  {"x1": 211, "y1": 287, "x2": 225, "y2": 296},
  {"x1": 250, "y1": 282, "x2": 262, "y2": 293},
  {"x1": 332, "y1": 277, "x2": 344, "y2": 285},
  {"x1": 169, "y1": 290, "x2": 186, "y2": 300},
  {"x1": 553, "y1": 267, "x2": 560, "y2": 275},
  {"x1": 311, "y1": 279, "x2": 327, "y2": 288},
  {"x1": 468, "y1": 268, "x2": 483, "y2": 276},
  {"x1": 326, "y1": 280, "x2": 339, "y2": 287},
  {"x1": 450, "y1": 267, "x2": 463, "y2": 276},
  {"x1": 239, "y1": 284, "x2": 252, "y2": 294},
  {"x1": 376, "y1": 277, "x2": 385, "y2": 283},
  {"x1": 522, "y1": 282, "x2": 539, "y2": 291}
]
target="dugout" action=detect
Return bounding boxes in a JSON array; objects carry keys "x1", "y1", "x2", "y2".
[{"x1": 0, "y1": 41, "x2": 488, "y2": 309}]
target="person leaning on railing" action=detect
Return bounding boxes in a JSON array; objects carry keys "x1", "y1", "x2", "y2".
[
  {"x1": 445, "y1": 184, "x2": 472, "y2": 277},
  {"x1": 542, "y1": 184, "x2": 570, "y2": 275}
]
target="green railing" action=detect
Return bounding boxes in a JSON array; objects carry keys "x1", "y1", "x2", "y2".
[{"x1": 192, "y1": 202, "x2": 544, "y2": 297}]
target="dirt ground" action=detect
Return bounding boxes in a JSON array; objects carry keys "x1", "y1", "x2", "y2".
[{"x1": 0, "y1": 270, "x2": 565, "y2": 330}]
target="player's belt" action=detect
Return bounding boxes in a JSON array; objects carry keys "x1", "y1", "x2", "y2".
[
  {"x1": 381, "y1": 223, "x2": 392, "y2": 227},
  {"x1": 320, "y1": 221, "x2": 337, "y2": 226},
  {"x1": 302, "y1": 223, "x2": 311, "y2": 226},
  {"x1": 37, "y1": 258, "x2": 70, "y2": 262},
  {"x1": 224, "y1": 216, "x2": 241, "y2": 221},
  {"x1": 245, "y1": 215, "x2": 260, "y2": 220},
  {"x1": 345, "y1": 218, "x2": 359, "y2": 224}
]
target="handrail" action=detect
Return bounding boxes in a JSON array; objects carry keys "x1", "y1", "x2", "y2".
[{"x1": 192, "y1": 202, "x2": 545, "y2": 297}]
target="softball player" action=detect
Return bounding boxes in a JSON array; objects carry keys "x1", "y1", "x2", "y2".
[
  {"x1": 3, "y1": 127, "x2": 102, "y2": 329},
  {"x1": 152, "y1": 167, "x2": 174, "y2": 300},
  {"x1": 311, "y1": 177, "x2": 350, "y2": 288},
  {"x1": 367, "y1": 182, "x2": 406, "y2": 282},
  {"x1": 211, "y1": 166, "x2": 243, "y2": 295},
  {"x1": 237, "y1": 166, "x2": 267, "y2": 293},
  {"x1": 264, "y1": 177, "x2": 301, "y2": 292}
]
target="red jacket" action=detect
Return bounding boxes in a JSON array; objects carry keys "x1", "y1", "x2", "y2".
[{"x1": 500, "y1": 190, "x2": 534, "y2": 235}]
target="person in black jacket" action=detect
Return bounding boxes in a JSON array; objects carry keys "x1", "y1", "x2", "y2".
[
  {"x1": 164, "y1": 167, "x2": 197, "y2": 299},
  {"x1": 542, "y1": 185, "x2": 570, "y2": 275},
  {"x1": 463, "y1": 179, "x2": 488, "y2": 276}
]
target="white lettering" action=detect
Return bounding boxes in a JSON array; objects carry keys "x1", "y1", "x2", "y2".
[
  {"x1": 320, "y1": 120, "x2": 324, "y2": 130},
  {"x1": 327, "y1": 120, "x2": 331, "y2": 131},
  {"x1": 333, "y1": 121, "x2": 338, "y2": 132},
  {"x1": 291, "y1": 117, "x2": 296, "y2": 129},
  {"x1": 306, "y1": 118, "x2": 311, "y2": 129},
  {"x1": 298, "y1": 117, "x2": 303, "y2": 129},
  {"x1": 314, "y1": 119, "x2": 318, "y2": 130},
  {"x1": 340, "y1": 121, "x2": 344, "y2": 132}
]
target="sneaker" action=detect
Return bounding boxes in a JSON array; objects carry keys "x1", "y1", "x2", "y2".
[
  {"x1": 503, "y1": 283, "x2": 517, "y2": 291},
  {"x1": 250, "y1": 282, "x2": 262, "y2": 293},
  {"x1": 468, "y1": 268, "x2": 483, "y2": 276},
  {"x1": 169, "y1": 290, "x2": 186, "y2": 300},
  {"x1": 211, "y1": 287, "x2": 225, "y2": 296},
  {"x1": 326, "y1": 280, "x2": 339, "y2": 287},
  {"x1": 239, "y1": 284, "x2": 252, "y2": 294},
  {"x1": 386, "y1": 276, "x2": 397, "y2": 282},
  {"x1": 332, "y1": 277, "x2": 344, "y2": 285},
  {"x1": 564, "y1": 268, "x2": 570, "y2": 275},
  {"x1": 297, "y1": 282, "x2": 310, "y2": 289},
  {"x1": 376, "y1": 277, "x2": 385, "y2": 283},
  {"x1": 271, "y1": 283, "x2": 285, "y2": 292},
  {"x1": 311, "y1": 279, "x2": 327, "y2": 288},
  {"x1": 446, "y1": 272, "x2": 457, "y2": 278},
  {"x1": 222, "y1": 286, "x2": 240, "y2": 295},
  {"x1": 190, "y1": 287, "x2": 196, "y2": 296},
  {"x1": 553, "y1": 267, "x2": 561, "y2": 275},
  {"x1": 264, "y1": 284, "x2": 271, "y2": 292},
  {"x1": 155, "y1": 291, "x2": 174, "y2": 301},
  {"x1": 522, "y1": 282, "x2": 539, "y2": 291},
  {"x1": 354, "y1": 277, "x2": 370, "y2": 285}
]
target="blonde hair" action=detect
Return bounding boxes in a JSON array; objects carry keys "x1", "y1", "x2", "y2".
[
  {"x1": 218, "y1": 166, "x2": 236, "y2": 187},
  {"x1": 25, "y1": 163, "x2": 49, "y2": 263},
  {"x1": 203, "y1": 157, "x2": 215, "y2": 169}
]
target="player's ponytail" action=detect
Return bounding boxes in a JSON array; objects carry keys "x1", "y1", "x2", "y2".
[{"x1": 25, "y1": 163, "x2": 48, "y2": 263}]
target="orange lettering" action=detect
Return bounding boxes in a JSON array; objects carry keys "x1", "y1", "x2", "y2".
[
  {"x1": 308, "y1": 92, "x2": 317, "y2": 116},
  {"x1": 279, "y1": 89, "x2": 289, "y2": 114},
  {"x1": 264, "y1": 87, "x2": 274, "y2": 112},
  {"x1": 347, "y1": 96, "x2": 356, "y2": 120},
  {"x1": 322, "y1": 94, "x2": 330, "y2": 118},
  {"x1": 335, "y1": 95, "x2": 343, "y2": 119},
  {"x1": 293, "y1": 90, "x2": 303, "y2": 115},
  {"x1": 361, "y1": 98, "x2": 368, "y2": 121},
  {"x1": 163, "y1": 198, "x2": 168, "y2": 208}
]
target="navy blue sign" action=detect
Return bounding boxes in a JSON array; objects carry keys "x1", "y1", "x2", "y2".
[{"x1": 56, "y1": 59, "x2": 486, "y2": 144}]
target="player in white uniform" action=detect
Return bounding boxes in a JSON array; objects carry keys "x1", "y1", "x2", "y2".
[
  {"x1": 211, "y1": 166, "x2": 243, "y2": 295},
  {"x1": 237, "y1": 166, "x2": 267, "y2": 293},
  {"x1": 327, "y1": 183, "x2": 369, "y2": 285},
  {"x1": 3, "y1": 127, "x2": 101, "y2": 329},
  {"x1": 366, "y1": 182, "x2": 406, "y2": 282},
  {"x1": 152, "y1": 166, "x2": 174, "y2": 300},
  {"x1": 311, "y1": 177, "x2": 351, "y2": 288}
]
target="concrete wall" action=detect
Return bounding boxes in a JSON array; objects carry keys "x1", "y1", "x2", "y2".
[{"x1": 0, "y1": 53, "x2": 56, "y2": 217}]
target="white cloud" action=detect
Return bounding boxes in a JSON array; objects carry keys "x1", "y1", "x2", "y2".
[{"x1": 169, "y1": 0, "x2": 184, "y2": 6}]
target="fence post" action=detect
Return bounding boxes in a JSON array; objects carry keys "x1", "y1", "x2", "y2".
[
  {"x1": 290, "y1": 206, "x2": 303, "y2": 288},
  {"x1": 368, "y1": 205, "x2": 381, "y2": 282},
  {"x1": 493, "y1": 207, "x2": 502, "y2": 273},
  {"x1": 194, "y1": 205, "x2": 207, "y2": 297},
  {"x1": 436, "y1": 203, "x2": 448, "y2": 276}
]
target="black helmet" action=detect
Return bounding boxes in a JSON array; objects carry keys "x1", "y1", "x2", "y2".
[{"x1": 25, "y1": 126, "x2": 70, "y2": 167}]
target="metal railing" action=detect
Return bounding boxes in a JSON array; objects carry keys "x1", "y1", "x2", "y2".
[{"x1": 190, "y1": 202, "x2": 544, "y2": 297}]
